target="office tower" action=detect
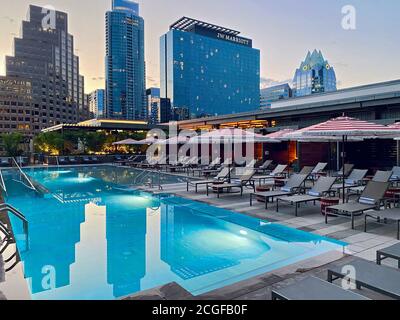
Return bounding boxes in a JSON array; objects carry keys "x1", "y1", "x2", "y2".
[
  {"x1": 105, "y1": 0, "x2": 146, "y2": 120},
  {"x1": 292, "y1": 50, "x2": 337, "y2": 97},
  {"x1": 160, "y1": 17, "x2": 260, "y2": 118},
  {"x1": 88, "y1": 89, "x2": 105, "y2": 119},
  {"x1": 260, "y1": 83, "x2": 292, "y2": 109},
  {"x1": 6, "y1": 5, "x2": 89, "y2": 133}
]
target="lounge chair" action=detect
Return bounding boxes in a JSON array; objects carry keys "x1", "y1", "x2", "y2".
[
  {"x1": 91, "y1": 156, "x2": 99, "y2": 163},
  {"x1": 0, "y1": 158, "x2": 10, "y2": 167},
  {"x1": 69, "y1": 157, "x2": 78, "y2": 164},
  {"x1": 186, "y1": 167, "x2": 232, "y2": 193},
  {"x1": 390, "y1": 166, "x2": 400, "y2": 182},
  {"x1": 348, "y1": 171, "x2": 393, "y2": 200},
  {"x1": 308, "y1": 162, "x2": 328, "y2": 181},
  {"x1": 207, "y1": 170, "x2": 256, "y2": 198},
  {"x1": 255, "y1": 160, "x2": 273, "y2": 173},
  {"x1": 332, "y1": 163, "x2": 354, "y2": 178},
  {"x1": 83, "y1": 156, "x2": 91, "y2": 164},
  {"x1": 326, "y1": 181, "x2": 390, "y2": 229},
  {"x1": 330, "y1": 169, "x2": 368, "y2": 198},
  {"x1": 298, "y1": 166, "x2": 315, "y2": 176},
  {"x1": 189, "y1": 157, "x2": 222, "y2": 176},
  {"x1": 275, "y1": 176, "x2": 337, "y2": 216},
  {"x1": 377, "y1": 243, "x2": 400, "y2": 268},
  {"x1": 365, "y1": 207, "x2": 400, "y2": 240},
  {"x1": 58, "y1": 157, "x2": 68, "y2": 165},
  {"x1": 252, "y1": 164, "x2": 288, "y2": 185},
  {"x1": 271, "y1": 276, "x2": 369, "y2": 300},
  {"x1": 328, "y1": 257, "x2": 400, "y2": 299},
  {"x1": 249, "y1": 174, "x2": 308, "y2": 209}
]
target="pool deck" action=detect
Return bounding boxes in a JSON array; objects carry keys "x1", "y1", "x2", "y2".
[
  {"x1": 1, "y1": 165, "x2": 400, "y2": 300},
  {"x1": 127, "y1": 178, "x2": 400, "y2": 300}
]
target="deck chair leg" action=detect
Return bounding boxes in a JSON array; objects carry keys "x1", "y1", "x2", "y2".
[
  {"x1": 364, "y1": 215, "x2": 368, "y2": 232},
  {"x1": 265, "y1": 197, "x2": 269, "y2": 209},
  {"x1": 187, "y1": 182, "x2": 189, "y2": 192},
  {"x1": 250, "y1": 194, "x2": 253, "y2": 206},
  {"x1": 295, "y1": 203, "x2": 298, "y2": 217},
  {"x1": 276, "y1": 198, "x2": 279, "y2": 212},
  {"x1": 351, "y1": 214, "x2": 355, "y2": 230}
]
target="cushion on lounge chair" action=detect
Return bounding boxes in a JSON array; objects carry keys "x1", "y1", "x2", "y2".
[
  {"x1": 281, "y1": 186, "x2": 292, "y2": 193},
  {"x1": 359, "y1": 197, "x2": 376, "y2": 205},
  {"x1": 308, "y1": 190, "x2": 321, "y2": 197}
]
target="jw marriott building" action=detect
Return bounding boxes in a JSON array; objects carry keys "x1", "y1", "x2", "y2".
[
  {"x1": 3, "y1": 5, "x2": 89, "y2": 138},
  {"x1": 160, "y1": 17, "x2": 260, "y2": 118}
]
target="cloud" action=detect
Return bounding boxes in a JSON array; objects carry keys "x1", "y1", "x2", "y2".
[
  {"x1": 332, "y1": 62, "x2": 349, "y2": 68},
  {"x1": 260, "y1": 77, "x2": 292, "y2": 89},
  {"x1": 91, "y1": 77, "x2": 105, "y2": 81}
]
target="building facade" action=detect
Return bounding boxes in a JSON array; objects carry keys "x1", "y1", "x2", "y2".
[
  {"x1": 292, "y1": 50, "x2": 337, "y2": 97},
  {"x1": 105, "y1": 0, "x2": 146, "y2": 120},
  {"x1": 146, "y1": 88, "x2": 161, "y2": 124},
  {"x1": 160, "y1": 17, "x2": 260, "y2": 119},
  {"x1": 6, "y1": 5, "x2": 89, "y2": 134},
  {"x1": 260, "y1": 83, "x2": 292, "y2": 109},
  {"x1": 88, "y1": 89, "x2": 105, "y2": 119}
]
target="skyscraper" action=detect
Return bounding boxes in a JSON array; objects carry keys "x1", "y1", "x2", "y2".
[
  {"x1": 160, "y1": 17, "x2": 260, "y2": 118},
  {"x1": 260, "y1": 83, "x2": 292, "y2": 109},
  {"x1": 292, "y1": 50, "x2": 337, "y2": 97},
  {"x1": 88, "y1": 89, "x2": 105, "y2": 119},
  {"x1": 105, "y1": 0, "x2": 146, "y2": 120},
  {"x1": 6, "y1": 5, "x2": 89, "y2": 132}
]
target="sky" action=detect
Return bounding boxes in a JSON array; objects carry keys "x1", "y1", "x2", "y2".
[{"x1": 0, "y1": 0, "x2": 400, "y2": 93}]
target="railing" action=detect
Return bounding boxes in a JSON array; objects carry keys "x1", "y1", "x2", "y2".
[
  {"x1": 0, "y1": 169, "x2": 7, "y2": 194},
  {"x1": 12, "y1": 157, "x2": 37, "y2": 192},
  {"x1": 133, "y1": 169, "x2": 163, "y2": 190},
  {"x1": 56, "y1": 156, "x2": 60, "y2": 167},
  {"x1": 0, "y1": 203, "x2": 29, "y2": 253}
]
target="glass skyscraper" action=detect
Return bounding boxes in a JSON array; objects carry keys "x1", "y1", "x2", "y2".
[
  {"x1": 292, "y1": 50, "x2": 337, "y2": 97},
  {"x1": 105, "y1": 0, "x2": 146, "y2": 120},
  {"x1": 160, "y1": 17, "x2": 260, "y2": 118},
  {"x1": 260, "y1": 83, "x2": 292, "y2": 109},
  {"x1": 88, "y1": 89, "x2": 105, "y2": 119},
  {"x1": 6, "y1": 5, "x2": 89, "y2": 132}
]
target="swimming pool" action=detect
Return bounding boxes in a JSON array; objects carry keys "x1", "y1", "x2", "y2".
[{"x1": 3, "y1": 166, "x2": 346, "y2": 300}]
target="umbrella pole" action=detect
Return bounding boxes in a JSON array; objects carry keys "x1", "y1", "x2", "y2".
[{"x1": 342, "y1": 135, "x2": 346, "y2": 203}]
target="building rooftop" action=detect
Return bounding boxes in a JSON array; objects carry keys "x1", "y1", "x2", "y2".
[{"x1": 170, "y1": 17, "x2": 241, "y2": 36}]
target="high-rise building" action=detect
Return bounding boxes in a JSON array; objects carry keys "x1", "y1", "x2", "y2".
[
  {"x1": 260, "y1": 84, "x2": 292, "y2": 109},
  {"x1": 160, "y1": 17, "x2": 260, "y2": 118},
  {"x1": 146, "y1": 88, "x2": 160, "y2": 124},
  {"x1": 88, "y1": 89, "x2": 105, "y2": 119},
  {"x1": 292, "y1": 50, "x2": 337, "y2": 97},
  {"x1": 105, "y1": 0, "x2": 146, "y2": 120},
  {"x1": 6, "y1": 5, "x2": 89, "y2": 133}
]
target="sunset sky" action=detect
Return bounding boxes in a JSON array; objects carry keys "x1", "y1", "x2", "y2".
[{"x1": 1, "y1": 0, "x2": 399, "y2": 93}]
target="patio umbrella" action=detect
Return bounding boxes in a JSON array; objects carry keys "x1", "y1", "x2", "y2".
[
  {"x1": 130, "y1": 136, "x2": 161, "y2": 145},
  {"x1": 158, "y1": 135, "x2": 194, "y2": 145},
  {"x1": 188, "y1": 128, "x2": 272, "y2": 144},
  {"x1": 299, "y1": 116, "x2": 399, "y2": 202},
  {"x1": 112, "y1": 138, "x2": 138, "y2": 145}
]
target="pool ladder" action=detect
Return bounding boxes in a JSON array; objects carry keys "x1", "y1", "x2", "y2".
[
  {"x1": 11, "y1": 157, "x2": 37, "y2": 192},
  {"x1": 0, "y1": 204, "x2": 29, "y2": 272},
  {"x1": 133, "y1": 169, "x2": 163, "y2": 190}
]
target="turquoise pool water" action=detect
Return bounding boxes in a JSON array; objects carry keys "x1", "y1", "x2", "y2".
[{"x1": 4, "y1": 166, "x2": 346, "y2": 300}]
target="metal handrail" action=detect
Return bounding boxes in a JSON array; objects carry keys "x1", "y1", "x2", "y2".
[
  {"x1": 0, "y1": 203, "x2": 29, "y2": 238},
  {"x1": 0, "y1": 169, "x2": 7, "y2": 194},
  {"x1": 12, "y1": 157, "x2": 37, "y2": 191}
]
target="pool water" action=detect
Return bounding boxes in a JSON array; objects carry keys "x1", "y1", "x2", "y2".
[{"x1": 3, "y1": 166, "x2": 346, "y2": 300}]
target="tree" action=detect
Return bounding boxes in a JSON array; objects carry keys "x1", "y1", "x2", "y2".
[
  {"x1": 81, "y1": 132, "x2": 107, "y2": 153},
  {"x1": 1, "y1": 133, "x2": 23, "y2": 157},
  {"x1": 34, "y1": 132, "x2": 64, "y2": 155}
]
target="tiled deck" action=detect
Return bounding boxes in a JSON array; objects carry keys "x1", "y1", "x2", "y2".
[{"x1": 128, "y1": 178, "x2": 400, "y2": 300}]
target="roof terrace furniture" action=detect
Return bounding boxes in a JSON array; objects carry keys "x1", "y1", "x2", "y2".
[
  {"x1": 69, "y1": 157, "x2": 78, "y2": 164},
  {"x1": 255, "y1": 160, "x2": 273, "y2": 174},
  {"x1": 83, "y1": 156, "x2": 91, "y2": 164},
  {"x1": 365, "y1": 208, "x2": 400, "y2": 240},
  {"x1": 327, "y1": 257, "x2": 400, "y2": 299},
  {"x1": 331, "y1": 169, "x2": 368, "y2": 199},
  {"x1": 58, "y1": 157, "x2": 68, "y2": 165},
  {"x1": 377, "y1": 243, "x2": 400, "y2": 268},
  {"x1": 308, "y1": 162, "x2": 328, "y2": 182},
  {"x1": 271, "y1": 276, "x2": 369, "y2": 301},
  {"x1": 347, "y1": 171, "x2": 393, "y2": 200},
  {"x1": 186, "y1": 167, "x2": 232, "y2": 193},
  {"x1": 332, "y1": 164, "x2": 354, "y2": 178},
  {"x1": 251, "y1": 164, "x2": 288, "y2": 186},
  {"x1": 326, "y1": 181, "x2": 390, "y2": 229},
  {"x1": 275, "y1": 176, "x2": 337, "y2": 216},
  {"x1": 207, "y1": 170, "x2": 256, "y2": 198},
  {"x1": 250, "y1": 174, "x2": 308, "y2": 209}
]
